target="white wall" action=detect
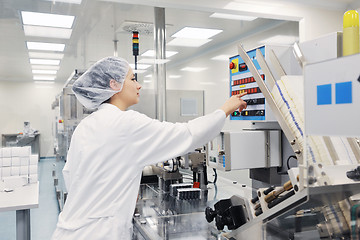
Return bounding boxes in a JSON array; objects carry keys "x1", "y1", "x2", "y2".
[{"x1": 0, "y1": 81, "x2": 63, "y2": 158}]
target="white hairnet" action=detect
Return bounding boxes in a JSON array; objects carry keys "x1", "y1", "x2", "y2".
[{"x1": 72, "y1": 56, "x2": 130, "y2": 109}]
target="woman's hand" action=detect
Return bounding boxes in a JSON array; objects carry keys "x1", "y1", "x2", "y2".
[{"x1": 220, "y1": 93, "x2": 247, "y2": 117}]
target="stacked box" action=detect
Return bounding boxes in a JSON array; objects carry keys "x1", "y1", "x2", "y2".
[{"x1": 0, "y1": 146, "x2": 38, "y2": 186}]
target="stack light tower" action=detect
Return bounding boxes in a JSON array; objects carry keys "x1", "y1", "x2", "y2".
[{"x1": 132, "y1": 31, "x2": 139, "y2": 81}]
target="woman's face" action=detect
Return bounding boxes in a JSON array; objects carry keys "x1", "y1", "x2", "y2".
[{"x1": 117, "y1": 68, "x2": 142, "y2": 108}]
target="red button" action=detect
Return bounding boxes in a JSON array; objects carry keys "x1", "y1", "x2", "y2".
[{"x1": 229, "y1": 62, "x2": 236, "y2": 69}]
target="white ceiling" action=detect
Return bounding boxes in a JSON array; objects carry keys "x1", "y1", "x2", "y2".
[{"x1": 0, "y1": 0, "x2": 359, "y2": 83}]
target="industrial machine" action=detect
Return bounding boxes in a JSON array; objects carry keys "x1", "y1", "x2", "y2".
[{"x1": 206, "y1": 36, "x2": 360, "y2": 239}]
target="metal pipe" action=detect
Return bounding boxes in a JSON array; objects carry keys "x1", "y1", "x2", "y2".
[{"x1": 154, "y1": 7, "x2": 166, "y2": 121}]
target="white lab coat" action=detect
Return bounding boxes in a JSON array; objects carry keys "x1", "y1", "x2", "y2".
[{"x1": 52, "y1": 103, "x2": 226, "y2": 240}]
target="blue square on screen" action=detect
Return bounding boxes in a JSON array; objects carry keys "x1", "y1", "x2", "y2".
[
  {"x1": 317, "y1": 84, "x2": 332, "y2": 105},
  {"x1": 336, "y1": 81, "x2": 352, "y2": 104}
]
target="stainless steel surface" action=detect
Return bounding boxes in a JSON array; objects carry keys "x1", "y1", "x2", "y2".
[{"x1": 154, "y1": 7, "x2": 167, "y2": 122}]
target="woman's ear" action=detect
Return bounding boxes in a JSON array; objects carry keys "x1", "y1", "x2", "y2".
[{"x1": 109, "y1": 79, "x2": 122, "y2": 91}]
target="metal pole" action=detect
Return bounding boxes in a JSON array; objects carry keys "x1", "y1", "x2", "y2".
[{"x1": 154, "y1": 7, "x2": 167, "y2": 121}]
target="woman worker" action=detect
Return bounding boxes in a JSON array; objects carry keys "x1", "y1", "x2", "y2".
[{"x1": 51, "y1": 56, "x2": 247, "y2": 240}]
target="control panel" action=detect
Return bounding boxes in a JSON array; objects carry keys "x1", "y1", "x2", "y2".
[{"x1": 229, "y1": 46, "x2": 266, "y2": 120}]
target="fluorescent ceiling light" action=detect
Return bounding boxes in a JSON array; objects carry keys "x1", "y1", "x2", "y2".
[
  {"x1": 210, "y1": 13, "x2": 257, "y2": 21},
  {"x1": 129, "y1": 63, "x2": 151, "y2": 70},
  {"x1": 33, "y1": 75, "x2": 56, "y2": 81},
  {"x1": 29, "y1": 52, "x2": 64, "y2": 59},
  {"x1": 180, "y1": 67, "x2": 207, "y2": 72},
  {"x1": 169, "y1": 75, "x2": 181, "y2": 79},
  {"x1": 44, "y1": 0, "x2": 82, "y2": 4},
  {"x1": 27, "y1": 42, "x2": 65, "y2": 52},
  {"x1": 32, "y1": 69, "x2": 57, "y2": 74},
  {"x1": 143, "y1": 80, "x2": 152, "y2": 83},
  {"x1": 171, "y1": 27, "x2": 222, "y2": 39},
  {"x1": 32, "y1": 65, "x2": 60, "y2": 70},
  {"x1": 141, "y1": 50, "x2": 178, "y2": 58},
  {"x1": 167, "y1": 38, "x2": 211, "y2": 47},
  {"x1": 145, "y1": 74, "x2": 152, "y2": 78},
  {"x1": 211, "y1": 55, "x2": 231, "y2": 61},
  {"x1": 34, "y1": 81, "x2": 55, "y2": 84},
  {"x1": 30, "y1": 59, "x2": 60, "y2": 65},
  {"x1": 138, "y1": 59, "x2": 170, "y2": 64},
  {"x1": 21, "y1": 11, "x2": 75, "y2": 28},
  {"x1": 259, "y1": 35, "x2": 299, "y2": 45},
  {"x1": 24, "y1": 25, "x2": 72, "y2": 39}
]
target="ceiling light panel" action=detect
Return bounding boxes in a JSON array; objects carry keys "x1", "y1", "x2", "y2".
[
  {"x1": 141, "y1": 50, "x2": 178, "y2": 58},
  {"x1": 21, "y1": 11, "x2": 75, "y2": 28},
  {"x1": 33, "y1": 75, "x2": 56, "y2": 80},
  {"x1": 32, "y1": 65, "x2": 60, "y2": 70},
  {"x1": 29, "y1": 52, "x2": 64, "y2": 59},
  {"x1": 30, "y1": 59, "x2": 60, "y2": 65},
  {"x1": 210, "y1": 13, "x2": 257, "y2": 21},
  {"x1": 24, "y1": 25, "x2": 72, "y2": 39},
  {"x1": 32, "y1": 70, "x2": 57, "y2": 74},
  {"x1": 138, "y1": 59, "x2": 170, "y2": 64},
  {"x1": 27, "y1": 42, "x2": 65, "y2": 52},
  {"x1": 171, "y1": 27, "x2": 222, "y2": 39},
  {"x1": 167, "y1": 38, "x2": 212, "y2": 47}
]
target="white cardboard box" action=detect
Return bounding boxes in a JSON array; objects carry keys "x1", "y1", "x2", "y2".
[{"x1": 11, "y1": 157, "x2": 20, "y2": 166}]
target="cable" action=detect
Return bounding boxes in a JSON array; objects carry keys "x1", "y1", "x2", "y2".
[{"x1": 287, "y1": 155, "x2": 297, "y2": 170}]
